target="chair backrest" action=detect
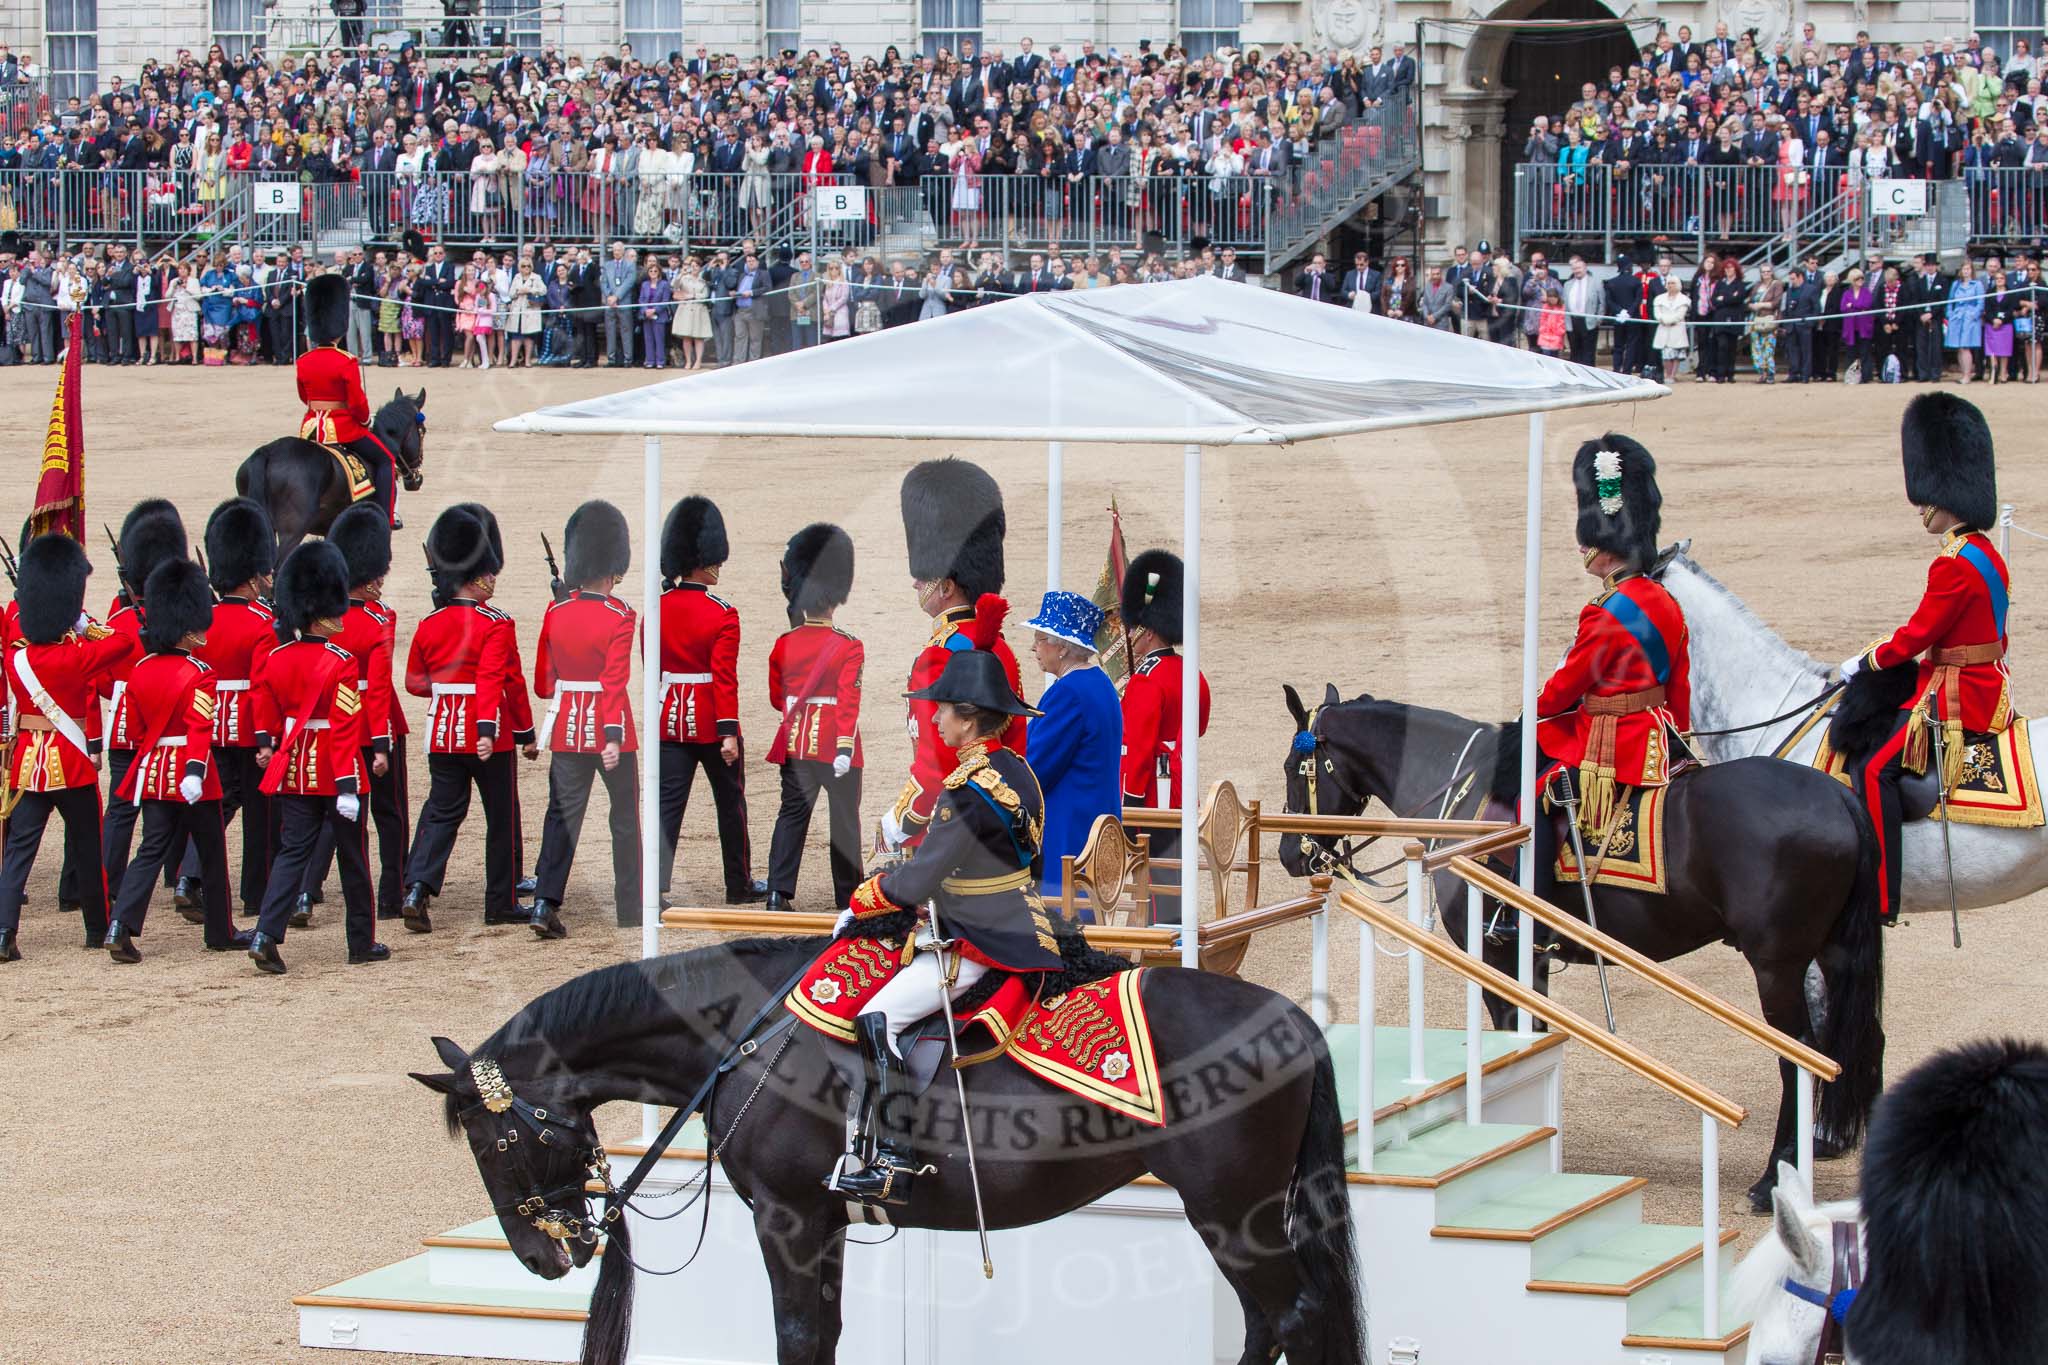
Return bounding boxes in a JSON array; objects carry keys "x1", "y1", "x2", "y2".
[{"x1": 1059, "y1": 814, "x2": 1152, "y2": 927}]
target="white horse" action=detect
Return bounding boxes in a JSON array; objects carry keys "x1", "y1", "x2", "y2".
[
  {"x1": 1727, "y1": 1161, "x2": 1865, "y2": 1365},
  {"x1": 1658, "y1": 543, "x2": 2048, "y2": 914}
]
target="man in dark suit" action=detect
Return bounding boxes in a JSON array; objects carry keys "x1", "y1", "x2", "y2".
[
  {"x1": 419, "y1": 244, "x2": 456, "y2": 366},
  {"x1": 1013, "y1": 252, "x2": 1055, "y2": 294},
  {"x1": 1012, "y1": 38, "x2": 1044, "y2": 86},
  {"x1": 360, "y1": 130, "x2": 398, "y2": 236},
  {"x1": 568, "y1": 247, "x2": 602, "y2": 367},
  {"x1": 1339, "y1": 252, "x2": 1381, "y2": 311},
  {"x1": 1600, "y1": 255, "x2": 1645, "y2": 376},
  {"x1": 1899, "y1": 253, "x2": 1951, "y2": 382},
  {"x1": 1779, "y1": 264, "x2": 1821, "y2": 381},
  {"x1": 1741, "y1": 114, "x2": 1780, "y2": 231},
  {"x1": 1295, "y1": 253, "x2": 1337, "y2": 304}
]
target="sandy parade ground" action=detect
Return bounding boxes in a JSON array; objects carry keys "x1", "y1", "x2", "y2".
[{"x1": 2, "y1": 359, "x2": 2044, "y2": 1364}]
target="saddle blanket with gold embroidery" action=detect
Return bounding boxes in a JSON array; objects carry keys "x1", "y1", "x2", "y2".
[
  {"x1": 1555, "y1": 782, "x2": 1670, "y2": 894},
  {"x1": 1813, "y1": 716, "x2": 2045, "y2": 829}
]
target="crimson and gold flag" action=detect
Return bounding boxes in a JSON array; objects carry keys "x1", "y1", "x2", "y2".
[
  {"x1": 1091, "y1": 496, "x2": 1133, "y2": 686},
  {"x1": 28, "y1": 312, "x2": 85, "y2": 542}
]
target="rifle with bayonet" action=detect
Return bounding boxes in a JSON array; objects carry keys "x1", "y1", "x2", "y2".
[
  {"x1": 0, "y1": 534, "x2": 18, "y2": 589},
  {"x1": 541, "y1": 532, "x2": 568, "y2": 603},
  {"x1": 105, "y1": 523, "x2": 134, "y2": 605}
]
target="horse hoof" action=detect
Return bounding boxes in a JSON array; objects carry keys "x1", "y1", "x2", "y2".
[{"x1": 1746, "y1": 1183, "x2": 1775, "y2": 1215}]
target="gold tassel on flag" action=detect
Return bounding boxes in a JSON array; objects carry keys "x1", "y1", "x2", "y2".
[
  {"x1": 29, "y1": 312, "x2": 87, "y2": 542},
  {"x1": 1091, "y1": 497, "x2": 1133, "y2": 687}
]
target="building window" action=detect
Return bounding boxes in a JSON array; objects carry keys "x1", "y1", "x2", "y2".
[
  {"x1": 486, "y1": 0, "x2": 543, "y2": 54},
  {"x1": 623, "y1": 0, "x2": 684, "y2": 63},
  {"x1": 1974, "y1": 0, "x2": 2045, "y2": 67},
  {"x1": 764, "y1": 0, "x2": 799, "y2": 60},
  {"x1": 211, "y1": 0, "x2": 265, "y2": 60},
  {"x1": 45, "y1": 0, "x2": 97, "y2": 104},
  {"x1": 920, "y1": 0, "x2": 981, "y2": 60},
  {"x1": 1180, "y1": 0, "x2": 1242, "y2": 59}
]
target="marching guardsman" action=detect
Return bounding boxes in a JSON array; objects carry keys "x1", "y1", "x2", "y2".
[
  {"x1": 1119, "y1": 549, "x2": 1211, "y2": 925},
  {"x1": 886, "y1": 458, "x2": 1026, "y2": 854},
  {"x1": 105, "y1": 559, "x2": 248, "y2": 962},
  {"x1": 657, "y1": 495, "x2": 767, "y2": 905},
  {"x1": 248, "y1": 542, "x2": 387, "y2": 974},
  {"x1": 1840, "y1": 393, "x2": 2009, "y2": 923},
  {"x1": 301, "y1": 504, "x2": 410, "y2": 922},
  {"x1": 764, "y1": 523, "x2": 864, "y2": 913},
  {"x1": 526, "y1": 500, "x2": 639, "y2": 936},
  {"x1": 1532, "y1": 435, "x2": 1690, "y2": 887},
  {"x1": 402, "y1": 505, "x2": 536, "y2": 932},
  {"x1": 174, "y1": 497, "x2": 277, "y2": 921},
  {"x1": 0, "y1": 535, "x2": 139, "y2": 960},
  {"x1": 806, "y1": 594, "x2": 1059, "y2": 1205},
  {"x1": 297, "y1": 270, "x2": 398, "y2": 523},
  {"x1": 102, "y1": 499, "x2": 189, "y2": 902}
]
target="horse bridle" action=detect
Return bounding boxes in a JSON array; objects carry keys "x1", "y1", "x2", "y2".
[
  {"x1": 1290, "y1": 704, "x2": 1483, "y2": 889},
  {"x1": 1782, "y1": 1219, "x2": 1863, "y2": 1365},
  {"x1": 461, "y1": 1057, "x2": 614, "y2": 1247}
]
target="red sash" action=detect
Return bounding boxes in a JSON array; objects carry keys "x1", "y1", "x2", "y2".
[
  {"x1": 769, "y1": 640, "x2": 849, "y2": 758},
  {"x1": 114, "y1": 666, "x2": 197, "y2": 802},
  {"x1": 259, "y1": 652, "x2": 351, "y2": 795}
]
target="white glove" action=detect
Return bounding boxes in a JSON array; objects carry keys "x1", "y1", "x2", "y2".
[
  {"x1": 178, "y1": 773, "x2": 204, "y2": 804},
  {"x1": 74, "y1": 611, "x2": 89, "y2": 633},
  {"x1": 879, "y1": 808, "x2": 907, "y2": 851},
  {"x1": 832, "y1": 753, "x2": 852, "y2": 779},
  {"x1": 1839, "y1": 655, "x2": 1863, "y2": 680},
  {"x1": 1614, "y1": 311, "x2": 1628, "y2": 323},
  {"x1": 833, "y1": 908, "x2": 857, "y2": 938},
  {"x1": 336, "y1": 793, "x2": 361, "y2": 822}
]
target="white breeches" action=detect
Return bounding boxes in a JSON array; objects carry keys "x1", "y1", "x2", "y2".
[{"x1": 864, "y1": 946, "x2": 986, "y2": 1055}]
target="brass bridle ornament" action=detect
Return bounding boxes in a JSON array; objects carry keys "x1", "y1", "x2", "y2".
[{"x1": 464, "y1": 1058, "x2": 616, "y2": 1247}]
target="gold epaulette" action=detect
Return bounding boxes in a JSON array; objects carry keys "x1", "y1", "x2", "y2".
[
  {"x1": 943, "y1": 746, "x2": 992, "y2": 790},
  {"x1": 83, "y1": 624, "x2": 112, "y2": 641}
]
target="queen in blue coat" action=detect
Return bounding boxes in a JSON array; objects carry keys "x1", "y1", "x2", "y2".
[{"x1": 1023, "y1": 591, "x2": 1123, "y2": 911}]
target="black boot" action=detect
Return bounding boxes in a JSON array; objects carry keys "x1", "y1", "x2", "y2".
[
  {"x1": 248, "y1": 932, "x2": 288, "y2": 975},
  {"x1": 527, "y1": 897, "x2": 568, "y2": 940},
  {"x1": 289, "y1": 892, "x2": 315, "y2": 929},
  {"x1": 349, "y1": 942, "x2": 392, "y2": 965},
  {"x1": 0, "y1": 929, "x2": 20, "y2": 963},
  {"x1": 205, "y1": 928, "x2": 256, "y2": 951},
  {"x1": 401, "y1": 883, "x2": 433, "y2": 933},
  {"x1": 726, "y1": 878, "x2": 770, "y2": 905},
  {"x1": 832, "y1": 1012, "x2": 921, "y2": 1207},
  {"x1": 106, "y1": 921, "x2": 142, "y2": 964},
  {"x1": 765, "y1": 892, "x2": 796, "y2": 913},
  {"x1": 174, "y1": 876, "x2": 204, "y2": 923}
]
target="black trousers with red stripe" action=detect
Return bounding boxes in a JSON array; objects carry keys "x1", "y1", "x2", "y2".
[
  {"x1": 175, "y1": 746, "x2": 276, "y2": 913},
  {"x1": 407, "y1": 751, "x2": 520, "y2": 918},
  {"x1": 0, "y1": 788, "x2": 107, "y2": 938},
  {"x1": 258, "y1": 794, "x2": 376, "y2": 953},
  {"x1": 1849, "y1": 711, "x2": 1913, "y2": 919},
  {"x1": 658, "y1": 739, "x2": 754, "y2": 899},
  {"x1": 532, "y1": 751, "x2": 641, "y2": 923},
  {"x1": 114, "y1": 799, "x2": 235, "y2": 945},
  {"x1": 101, "y1": 747, "x2": 140, "y2": 896},
  {"x1": 305, "y1": 744, "x2": 411, "y2": 912}
]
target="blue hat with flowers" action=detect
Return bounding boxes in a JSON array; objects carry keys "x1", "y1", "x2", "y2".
[{"x1": 1024, "y1": 590, "x2": 1104, "y2": 651}]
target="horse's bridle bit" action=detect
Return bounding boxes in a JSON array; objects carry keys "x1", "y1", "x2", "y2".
[{"x1": 466, "y1": 1056, "x2": 615, "y2": 1245}]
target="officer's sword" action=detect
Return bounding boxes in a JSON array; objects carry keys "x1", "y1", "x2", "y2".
[
  {"x1": 1926, "y1": 715, "x2": 1964, "y2": 949},
  {"x1": 1555, "y1": 787, "x2": 1619, "y2": 1033},
  {"x1": 925, "y1": 899, "x2": 995, "y2": 1280}
]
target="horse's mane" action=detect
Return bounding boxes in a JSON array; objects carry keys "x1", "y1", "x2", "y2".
[
  {"x1": 1724, "y1": 1191, "x2": 1860, "y2": 1324},
  {"x1": 1657, "y1": 548, "x2": 1827, "y2": 682}
]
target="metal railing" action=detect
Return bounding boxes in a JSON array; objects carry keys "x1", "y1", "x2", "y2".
[
  {"x1": 1267, "y1": 95, "x2": 1422, "y2": 268},
  {"x1": 0, "y1": 77, "x2": 45, "y2": 139}
]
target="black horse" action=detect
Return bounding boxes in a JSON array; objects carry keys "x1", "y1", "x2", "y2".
[
  {"x1": 1276, "y1": 682, "x2": 1885, "y2": 1212},
  {"x1": 235, "y1": 388, "x2": 426, "y2": 558},
  {"x1": 411, "y1": 934, "x2": 1365, "y2": 1365}
]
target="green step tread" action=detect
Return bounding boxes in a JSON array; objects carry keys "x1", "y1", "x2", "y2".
[
  {"x1": 1368, "y1": 1122, "x2": 1547, "y2": 1179},
  {"x1": 1627, "y1": 1301, "x2": 1752, "y2": 1345},
  {"x1": 301, "y1": 1254, "x2": 593, "y2": 1312},
  {"x1": 1533, "y1": 1224, "x2": 1719, "y2": 1287},
  {"x1": 434, "y1": 1216, "x2": 505, "y2": 1242},
  {"x1": 1434, "y1": 1173, "x2": 1637, "y2": 1233},
  {"x1": 1323, "y1": 1024, "x2": 1533, "y2": 1124}
]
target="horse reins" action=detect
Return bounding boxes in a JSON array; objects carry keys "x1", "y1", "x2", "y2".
[
  {"x1": 1782, "y1": 1219, "x2": 1863, "y2": 1365},
  {"x1": 1686, "y1": 680, "x2": 1844, "y2": 747}
]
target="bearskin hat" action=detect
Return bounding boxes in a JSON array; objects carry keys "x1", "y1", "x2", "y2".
[
  {"x1": 661, "y1": 496, "x2": 729, "y2": 582},
  {"x1": 782, "y1": 522, "x2": 855, "y2": 616},
  {"x1": 306, "y1": 271, "x2": 351, "y2": 347},
  {"x1": 426, "y1": 505, "x2": 504, "y2": 586},
  {"x1": 451, "y1": 502, "x2": 506, "y2": 568},
  {"x1": 16, "y1": 534, "x2": 91, "y2": 645},
  {"x1": 142, "y1": 559, "x2": 215, "y2": 654},
  {"x1": 1572, "y1": 434, "x2": 1661, "y2": 573},
  {"x1": 1846, "y1": 1037, "x2": 2048, "y2": 1365},
  {"x1": 1121, "y1": 548, "x2": 1187, "y2": 645},
  {"x1": 903, "y1": 594, "x2": 1039, "y2": 717},
  {"x1": 901, "y1": 458, "x2": 1005, "y2": 600},
  {"x1": 328, "y1": 502, "x2": 392, "y2": 589},
  {"x1": 273, "y1": 541, "x2": 351, "y2": 642},
  {"x1": 563, "y1": 500, "x2": 631, "y2": 585},
  {"x1": 119, "y1": 500, "x2": 189, "y2": 599},
  {"x1": 203, "y1": 498, "x2": 275, "y2": 595},
  {"x1": 1902, "y1": 391, "x2": 1996, "y2": 532}
]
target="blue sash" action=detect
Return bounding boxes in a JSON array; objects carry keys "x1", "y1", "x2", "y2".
[
  {"x1": 1597, "y1": 588, "x2": 1674, "y2": 685},
  {"x1": 1957, "y1": 539, "x2": 2009, "y2": 640}
]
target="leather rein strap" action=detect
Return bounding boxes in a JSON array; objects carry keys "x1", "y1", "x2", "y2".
[{"x1": 1784, "y1": 1218, "x2": 1863, "y2": 1365}]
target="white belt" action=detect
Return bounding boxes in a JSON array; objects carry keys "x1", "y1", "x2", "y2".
[
  {"x1": 542, "y1": 681, "x2": 605, "y2": 747},
  {"x1": 153, "y1": 735, "x2": 188, "y2": 748},
  {"x1": 554, "y1": 681, "x2": 604, "y2": 693},
  {"x1": 432, "y1": 683, "x2": 476, "y2": 696},
  {"x1": 784, "y1": 694, "x2": 839, "y2": 706},
  {"x1": 110, "y1": 680, "x2": 127, "y2": 708},
  {"x1": 356, "y1": 678, "x2": 369, "y2": 691},
  {"x1": 662, "y1": 672, "x2": 712, "y2": 685},
  {"x1": 302, "y1": 720, "x2": 331, "y2": 731},
  {"x1": 215, "y1": 680, "x2": 251, "y2": 692}
]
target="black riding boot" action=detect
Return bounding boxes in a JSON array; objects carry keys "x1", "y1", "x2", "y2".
[{"x1": 833, "y1": 1012, "x2": 920, "y2": 1206}]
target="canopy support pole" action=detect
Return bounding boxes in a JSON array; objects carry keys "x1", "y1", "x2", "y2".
[
  {"x1": 1047, "y1": 441, "x2": 1064, "y2": 591},
  {"x1": 641, "y1": 434, "x2": 662, "y2": 1144},
  {"x1": 1518, "y1": 413, "x2": 1544, "y2": 1036},
  {"x1": 1181, "y1": 443, "x2": 1201, "y2": 970}
]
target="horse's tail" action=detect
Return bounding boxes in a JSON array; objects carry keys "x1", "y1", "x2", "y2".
[
  {"x1": 1816, "y1": 788, "x2": 1886, "y2": 1151},
  {"x1": 1288, "y1": 1016, "x2": 1368, "y2": 1363},
  {"x1": 578, "y1": 1213, "x2": 634, "y2": 1365}
]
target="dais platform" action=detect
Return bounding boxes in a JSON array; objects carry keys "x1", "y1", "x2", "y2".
[{"x1": 296, "y1": 1024, "x2": 1748, "y2": 1363}]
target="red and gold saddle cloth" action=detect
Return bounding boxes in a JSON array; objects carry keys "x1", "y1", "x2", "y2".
[
  {"x1": 786, "y1": 935, "x2": 1167, "y2": 1127},
  {"x1": 1813, "y1": 716, "x2": 2045, "y2": 829},
  {"x1": 304, "y1": 437, "x2": 378, "y2": 504},
  {"x1": 1554, "y1": 782, "x2": 1669, "y2": 894}
]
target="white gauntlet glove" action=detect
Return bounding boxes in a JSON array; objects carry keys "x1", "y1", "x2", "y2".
[
  {"x1": 1839, "y1": 655, "x2": 1863, "y2": 680},
  {"x1": 178, "y1": 774, "x2": 204, "y2": 804},
  {"x1": 832, "y1": 753, "x2": 852, "y2": 779},
  {"x1": 336, "y1": 793, "x2": 361, "y2": 822},
  {"x1": 833, "y1": 907, "x2": 857, "y2": 938},
  {"x1": 879, "y1": 808, "x2": 907, "y2": 851}
]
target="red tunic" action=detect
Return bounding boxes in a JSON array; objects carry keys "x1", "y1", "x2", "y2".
[
  {"x1": 296, "y1": 342, "x2": 374, "y2": 444},
  {"x1": 1860, "y1": 528, "x2": 2012, "y2": 732},
  {"x1": 405, "y1": 598, "x2": 535, "y2": 755},
  {"x1": 256, "y1": 639, "x2": 366, "y2": 796},
  {"x1": 102, "y1": 594, "x2": 145, "y2": 750},
  {"x1": 328, "y1": 596, "x2": 400, "y2": 754},
  {"x1": 195, "y1": 595, "x2": 277, "y2": 748},
  {"x1": 6, "y1": 624, "x2": 139, "y2": 793},
  {"x1": 1535, "y1": 572, "x2": 1692, "y2": 788},
  {"x1": 765, "y1": 621, "x2": 863, "y2": 767},
  {"x1": 114, "y1": 650, "x2": 223, "y2": 802},
  {"x1": 1120, "y1": 648, "x2": 1211, "y2": 808},
  {"x1": 893, "y1": 604, "x2": 1027, "y2": 841},
  {"x1": 535, "y1": 591, "x2": 638, "y2": 753},
  {"x1": 657, "y1": 583, "x2": 739, "y2": 743}
]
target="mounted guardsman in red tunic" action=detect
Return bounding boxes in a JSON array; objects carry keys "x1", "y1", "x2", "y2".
[
  {"x1": 1532, "y1": 436, "x2": 1691, "y2": 882},
  {"x1": 296, "y1": 272, "x2": 397, "y2": 524},
  {"x1": 1836, "y1": 393, "x2": 2012, "y2": 924},
  {"x1": 787, "y1": 594, "x2": 1060, "y2": 1206}
]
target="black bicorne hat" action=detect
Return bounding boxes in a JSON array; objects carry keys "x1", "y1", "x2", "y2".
[
  {"x1": 16, "y1": 534, "x2": 90, "y2": 645},
  {"x1": 306, "y1": 271, "x2": 351, "y2": 346},
  {"x1": 901, "y1": 458, "x2": 1005, "y2": 600},
  {"x1": 1902, "y1": 391, "x2": 1996, "y2": 532},
  {"x1": 1120, "y1": 548, "x2": 1186, "y2": 645},
  {"x1": 119, "y1": 499, "x2": 188, "y2": 599},
  {"x1": 273, "y1": 541, "x2": 351, "y2": 642},
  {"x1": 1572, "y1": 434, "x2": 1661, "y2": 572},
  {"x1": 328, "y1": 502, "x2": 393, "y2": 589},
  {"x1": 661, "y1": 496, "x2": 728, "y2": 582},
  {"x1": 563, "y1": 499, "x2": 631, "y2": 584},
  {"x1": 203, "y1": 498, "x2": 275, "y2": 595},
  {"x1": 782, "y1": 522, "x2": 854, "y2": 616},
  {"x1": 142, "y1": 559, "x2": 215, "y2": 654},
  {"x1": 904, "y1": 594, "x2": 1039, "y2": 717}
]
